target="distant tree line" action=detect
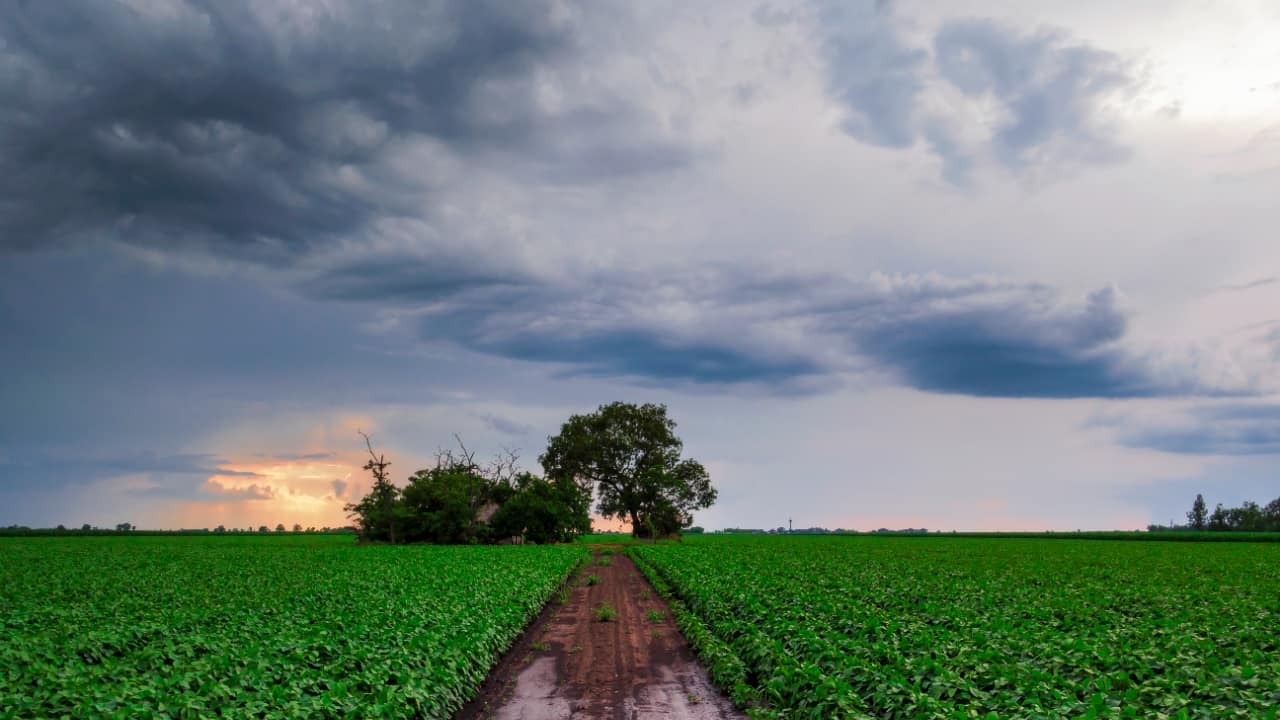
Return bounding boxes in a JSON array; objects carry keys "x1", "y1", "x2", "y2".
[
  {"x1": 0, "y1": 524, "x2": 356, "y2": 536},
  {"x1": 1177, "y1": 493, "x2": 1280, "y2": 532}
]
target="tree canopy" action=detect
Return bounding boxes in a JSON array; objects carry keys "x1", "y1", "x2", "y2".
[
  {"x1": 539, "y1": 401, "x2": 716, "y2": 538},
  {"x1": 345, "y1": 434, "x2": 590, "y2": 545}
]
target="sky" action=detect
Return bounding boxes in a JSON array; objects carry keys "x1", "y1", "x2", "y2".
[{"x1": 1, "y1": 0, "x2": 1278, "y2": 532}]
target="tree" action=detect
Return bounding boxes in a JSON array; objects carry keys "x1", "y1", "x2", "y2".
[
  {"x1": 1265, "y1": 497, "x2": 1280, "y2": 532},
  {"x1": 540, "y1": 402, "x2": 717, "y2": 538},
  {"x1": 1187, "y1": 494, "x2": 1208, "y2": 531},
  {"x1": 395, "y1": 436, "x2": 492, "y2": 544},
  {"x1": 1208, "y1": 503, "x2": 1229, "y2": 531},
  {"x1": 292, "y1": 523, "x2": 302, "y2": 533},
  {"x1": 115, "y1": 522, "x2": 133, "y2": 532},
  {"x1": 1228, "y1": 501, "x2": 1266, "y2": 532},
  {"x1": 345, "y1": 431, "x2": 403, "y2": 543},
  {"x1": 258, "y1": 525, "x2": 269, "y2": 533},
  {"x1": 400, "y1": 465, "x2": 490, "y2": 544},
  {"x1": 80, "y1": 523, "x2": 91, "y2": 531},
  {"x1": 489, "y1": 472, "x2": 592, "y2": 544}
]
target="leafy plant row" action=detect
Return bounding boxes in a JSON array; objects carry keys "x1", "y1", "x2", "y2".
[
  {"x1": 634, "y1": 536, "x2": 1280, "y2": 720},
  {"x1": 629, "y1": 551, "x2": 765, "y2": 715},
  {"x1": 0, "y1": 535, "x2": 587, "y2": 719}
]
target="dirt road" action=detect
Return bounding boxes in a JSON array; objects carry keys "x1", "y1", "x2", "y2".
[{"x1": 457, "y1": 550, "x2": 744, "y2": 720}]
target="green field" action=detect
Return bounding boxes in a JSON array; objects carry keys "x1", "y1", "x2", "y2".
[
  {"x1": 0, "y1": 535, "x2": 585, "y2": 719},
  {"x1": 6, "y1": 533, "x2": 1278, "y2": 719},
  {"x1": 632, "y1": 535, "x2": 1280, "y2": 719}
]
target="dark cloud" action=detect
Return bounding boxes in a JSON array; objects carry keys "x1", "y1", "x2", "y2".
[
  {"x1": 933, "y1": 19, "x2": 1132, "y2": 169},
  {"x1": 504, "y1": 328, "x2": 824, "y2": 385},
  {"x1": 130, "y1": 479, "x2": 276, "y2": 502},
  {"x1": 408, "y1": 273, "x2": 828, "y2": 389},
  {"x1": 816, "y1": 8, "x2": 1133, "y2": 180},
  {"x1": 0, "y1": 450, "x2": 261, "y2": 492},
  {"x1": 480, "y1": 414, "x2": 533, "y2": 437},
  {"x1": 817, "y1": 1, "x2": 926, "y2": 148},
  {"x1": 312, "y1": 252, "x2": 1228, "y2": 398},
  {"x1": 298, "y1": 251, "x2": 523, "y2": 304},
  {"x1": 331, "y1": 479, "x2": 349, "y2": 499},
  {"x1": 0, "y1": 1, "x2": 690, "y2": 258},
  {"x1": 821, "y1": 281, "x2": 1182, "y2": 398},
  {"x1": 1118, "y1": 404, "x2": 1280, "y2": 456}
]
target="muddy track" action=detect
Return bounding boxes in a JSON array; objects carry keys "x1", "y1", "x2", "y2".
[{"x1": 456, "y1": 549, "x2": 743, "y2": 720}]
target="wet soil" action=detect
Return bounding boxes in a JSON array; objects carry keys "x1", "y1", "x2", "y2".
[{"x1": 456, "y1": 550, "x2": 744, "y2": 720}]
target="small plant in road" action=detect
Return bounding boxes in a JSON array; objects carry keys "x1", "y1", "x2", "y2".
[
  {"x1": 645, "y1": 609, "x2": 665, "y2": 623},
  {"x1": 593, "y1": 602, "x2": 618, "y2": 622},
  {"x1": 584, "y1": 574, "x2": 600, "y2": 586}
]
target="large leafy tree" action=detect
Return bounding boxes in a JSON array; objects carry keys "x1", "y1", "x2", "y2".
[{"x1": 539, "y1": 402, "x2": 716, "y2": 538}]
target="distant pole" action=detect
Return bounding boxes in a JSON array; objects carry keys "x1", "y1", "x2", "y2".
[{"x1": 788, "y1": 517, "x2": 792, "y2": 534}]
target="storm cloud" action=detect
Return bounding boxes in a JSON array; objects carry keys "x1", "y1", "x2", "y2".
[
  {"x1": 831, "y1": 281, "x2": 1168, "y2": 398},
  {"x1": 0, "y1": 0, "x2": 690, "y2": 258},
  {"x1": 311, "y1": 254, "x2": 1223, "y2": 397}
]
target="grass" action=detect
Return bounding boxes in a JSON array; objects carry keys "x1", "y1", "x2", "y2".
[
  {"x1": 592, "y1": 602, "x2": 618, "y2": 622},
  {"x1": 595, "y1": 556, "x2": 614, "y2": 566},
  {"x1": 583, "y1": 574, "x2": 600, "y2": 586},
  {"x1": 530, "y1": 641, "x2": 549, "y2": 652},
  {"x1": 645, "y1": 609, "x2": 665, "y2": 623}
]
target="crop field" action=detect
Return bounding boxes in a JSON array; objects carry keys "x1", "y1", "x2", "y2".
[
  {"x1": 0, "y1": 535, "x2": 585, "y2": 719},
  {"x1": 632, "y1": 535, "x2": 1280, "y2": 720}
]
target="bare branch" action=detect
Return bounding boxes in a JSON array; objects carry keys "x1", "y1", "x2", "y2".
[{"x1": 357, "y1": 429, "x2": 391, "y2": 484}]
